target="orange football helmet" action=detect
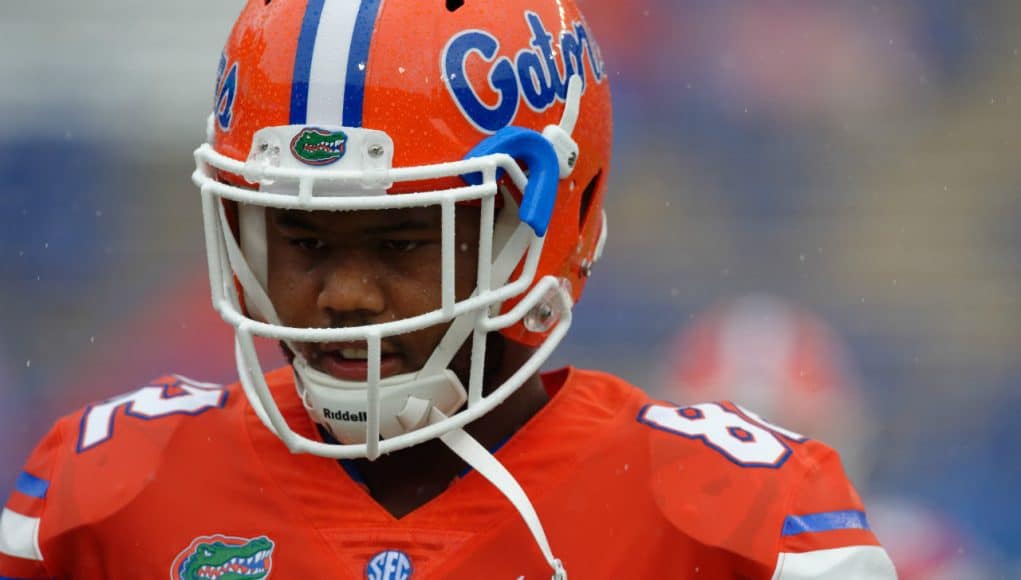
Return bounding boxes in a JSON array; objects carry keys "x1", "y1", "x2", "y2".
[{"x1": 192, "y1": 0, "x2": 612, "y2": 462}]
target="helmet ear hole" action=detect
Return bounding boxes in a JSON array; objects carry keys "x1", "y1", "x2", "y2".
[
  {"x1": 578, "y1": 169, "x2": 603, "y2": 230},
  {"x1": 446, "y1": 0, "x2": 465, "y2": 12}
]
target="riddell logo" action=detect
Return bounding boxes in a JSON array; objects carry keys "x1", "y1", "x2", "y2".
[{"x1": 324, "y1": 409, "x2": 368, "y2": 422}]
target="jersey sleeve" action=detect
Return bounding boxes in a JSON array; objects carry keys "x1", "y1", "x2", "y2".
[
  {"x1": 771, "y1": 444, "x2": 897, "y2": 579},
  {"x1": 0, "y1": 423, "x2": 62, "y2": 579}
]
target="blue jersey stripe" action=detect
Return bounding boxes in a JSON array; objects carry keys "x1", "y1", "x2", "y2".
[
  {"x1": 782, "y1": 510, "x2": 869, "y2": 536},
  {"x1": 290, "y1": 0, "x2": 327, "y2": 125},
  {"x1": 14, "y1": 471, "x2": 49, "y2": 500},
  {"x1": 342, "y1": 0, "x2": 382, "y2": 127}
]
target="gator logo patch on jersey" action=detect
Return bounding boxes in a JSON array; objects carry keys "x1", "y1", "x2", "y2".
[
  {"x1": 171, "y1": 534, "x2": 275, "y2": 580},
  {"x1": 291, "y1": 127, "x2": 348, "y2": 165}
]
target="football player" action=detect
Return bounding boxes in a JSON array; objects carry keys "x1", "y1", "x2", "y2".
[{"x1": 0, "y1": 1, "x2": 895, "y2": 578}]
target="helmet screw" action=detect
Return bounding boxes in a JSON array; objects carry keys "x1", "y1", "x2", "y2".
[
  {"x1": 580, "y1": 260, "x2": 593, "y2": 278},
  {"x1": 368, "y1": 144, "x2": 385, "y2": 158},
  {"x1": 537, "y1": 303, "x2": 554, "y2": 321},
  {"x1": 567, "y1": 151, "x2": 578, "y2": 167}
]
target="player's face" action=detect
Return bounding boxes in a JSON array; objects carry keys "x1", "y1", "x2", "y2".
[{"x1": 264, "y1": 205, "x2": 481, "y2": 381}]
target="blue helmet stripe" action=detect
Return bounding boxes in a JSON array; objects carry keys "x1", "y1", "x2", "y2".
[
  {"x1": 290, "y1": 0, "x2": 327, "y2": 125},
  {"x1": 341, "y1": 0, "x2": 382, "y2": 127}
]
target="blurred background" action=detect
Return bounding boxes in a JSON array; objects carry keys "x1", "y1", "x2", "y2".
[{"x1": 1, "y1": 1, "x2": 1018, "y2": 577}]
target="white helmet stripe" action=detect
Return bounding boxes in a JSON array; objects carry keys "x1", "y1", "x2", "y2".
[
  {"x1": 306, "y1": 0, "x2": 360, "y2": 125},
  {"x1": 291, "y1": 0, "x2": 382, "y2": 126}
]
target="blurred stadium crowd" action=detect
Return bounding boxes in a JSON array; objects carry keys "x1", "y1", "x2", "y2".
[{"x1": 1, "y1": 1, "x2": 1019, "y2": 577}]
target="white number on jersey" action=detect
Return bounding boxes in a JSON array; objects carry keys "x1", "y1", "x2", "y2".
[
  {"x1": 638, "y1": 403, "x2": 798, "y2": 467},
  {"x1": 77, "y1": 376, "x2": 227, "y2": 452}
]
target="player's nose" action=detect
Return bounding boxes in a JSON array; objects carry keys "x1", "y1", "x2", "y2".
[{"x1": 316, "y1": 254, "x2": 386, "y2": 321}]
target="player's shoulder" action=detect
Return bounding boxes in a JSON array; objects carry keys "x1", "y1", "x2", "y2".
[
  {"x1": 64, "y1": 373, "x2": 244, "y2": 455},
  {"x1": 550, "y1": 369, "x2": 841, "y2": 479},
  {"x1": 0, "y1": 373, "x2": 254, "y2": 574},
  {"x1": 24, "y1": 373, "x2": 248, "y2": 508},
  {"x1": 630, "y1": 397, "x2": 873, "y2": 558},
  {"x1": 635, "y1": 397, "x2": 839, "y2": 477}
]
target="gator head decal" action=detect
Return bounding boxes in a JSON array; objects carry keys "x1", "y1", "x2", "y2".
[
  {"x1": 290, "y1": 127, "x2": 348, "y2": 165},
  {"x1": 172, "y1": 535, "x2": 275, "y2": 580}
]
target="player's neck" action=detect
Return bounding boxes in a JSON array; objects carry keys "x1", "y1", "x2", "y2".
[{"x1": 351, "y1": 346, "x2": 549, "y2": 519}]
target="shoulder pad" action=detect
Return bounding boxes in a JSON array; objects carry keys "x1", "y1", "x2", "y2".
[{"x1": 44, "y1": 375, "x2": 237, "y2": 525}]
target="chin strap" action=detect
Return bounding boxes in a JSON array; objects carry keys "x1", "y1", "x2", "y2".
[{"x1": 432, "y1": 409, "x2": 567, "y2": 580}]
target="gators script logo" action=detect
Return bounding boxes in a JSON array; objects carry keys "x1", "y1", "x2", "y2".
[
  {"x1": 442, "y1": 11, "x2": 605, "y2": 134},
  {"x1": 291, "y1": 127, "x2": 348, "y2": 165},
  {"x1": 171, "y1": 534, "x2": 275, "y2": 580}
]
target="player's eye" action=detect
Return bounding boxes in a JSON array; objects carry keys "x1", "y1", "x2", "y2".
[
  {"x1": 289, "y1": 237, "x2": 327, "y2": 252},
  {"x1": 380, "y1": 239, "x2": 424, "y2": 253}
]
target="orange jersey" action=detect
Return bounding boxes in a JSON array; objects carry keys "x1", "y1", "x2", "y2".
[{"x1": 0, "y1": 367, "x2": 894, "y2": 579}]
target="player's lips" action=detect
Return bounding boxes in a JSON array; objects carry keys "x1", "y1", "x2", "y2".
[{"x1": 309, "y1": 342, "x2": 404, "y2": 381}]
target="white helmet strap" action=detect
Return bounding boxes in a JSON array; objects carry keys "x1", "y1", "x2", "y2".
[
  {"x1": 434, "y1": 409, "x2": 566, "y2": 580},
  {"x1": 238, "y1": 203, "x2": 269, "y2": 290},
  {"x1": 218, "y1": 199, "x2": 280, "y2": 325}
]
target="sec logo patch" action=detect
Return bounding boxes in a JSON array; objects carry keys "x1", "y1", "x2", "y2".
[{"x1": 366, "y1": 549, "x2": 413, "y2": 580}]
